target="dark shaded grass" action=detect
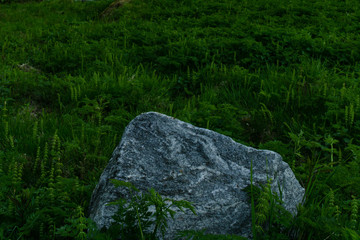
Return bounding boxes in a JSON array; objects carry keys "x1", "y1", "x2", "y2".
[{"x1": 0, "y1": 0, "x2": 360, "y2": 239}]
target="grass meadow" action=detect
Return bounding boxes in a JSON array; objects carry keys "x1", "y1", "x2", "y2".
[{"x1": 0, "y1": 0, "x2": 360, "y2": 239}]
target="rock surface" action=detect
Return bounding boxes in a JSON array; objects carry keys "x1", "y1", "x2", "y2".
[
  {"x1": 99, "y1": 0, "x2": 131, "y2": 19},
  {"x1": 89, "y1": 112, "x2": 305, "y2": 239}
]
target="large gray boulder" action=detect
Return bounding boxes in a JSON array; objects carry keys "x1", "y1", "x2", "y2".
[{"x1": 89, "y1": 112, "x2": 305, "y2": 239}]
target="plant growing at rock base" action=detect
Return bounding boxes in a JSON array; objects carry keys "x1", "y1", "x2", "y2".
[
  {"x1": 176, "y1": 230, "x2": 247, "y2": 240},
  {"x1": 107, "y1": 179, "x2": 196, "y2": 240},
  {"x1": 245, "y1": 158, "x2": 294, "y2": 240}
]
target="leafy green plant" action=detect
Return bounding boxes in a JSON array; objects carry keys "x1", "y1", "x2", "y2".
[
  {"x1": 246, "y1": 158, "x2": 294, "y2": 240},
  {"x1": 55, "y1": 206, "x2": 88, "y2": 240},
  {"x1": 1, "y1": 0, "x2": 360, "y2": 238},
  {"x1": 107, "y1": 179, "x2": 196, "y2": 240},
  {"x1": 176, "y1": 230, "x2": 247, "y2": 240}
]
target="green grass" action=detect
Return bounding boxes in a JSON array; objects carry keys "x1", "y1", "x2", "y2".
[{"x1": 0, "y1": 0, "x2": 360, "y2": 239}]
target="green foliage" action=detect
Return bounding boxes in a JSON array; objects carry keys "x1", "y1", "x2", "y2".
[
  {"x1": 107, "y1": 179, "x2": 196, "y2": 240},
  {"x1": 1, "y1": 0, "x2": 360, "y2": 238},
  {"x1": 55, "y1": 206, "x2": 88, "y2": 240},
  {"x1": 252, "y1": 179, "x2": 294, "y2": 239},
  {"x1": 176, "y1": 230, "x2": 247, "y2": 240},
  {"x1": 245, "y1": 159, "x2": 294, "y2": 240}
]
